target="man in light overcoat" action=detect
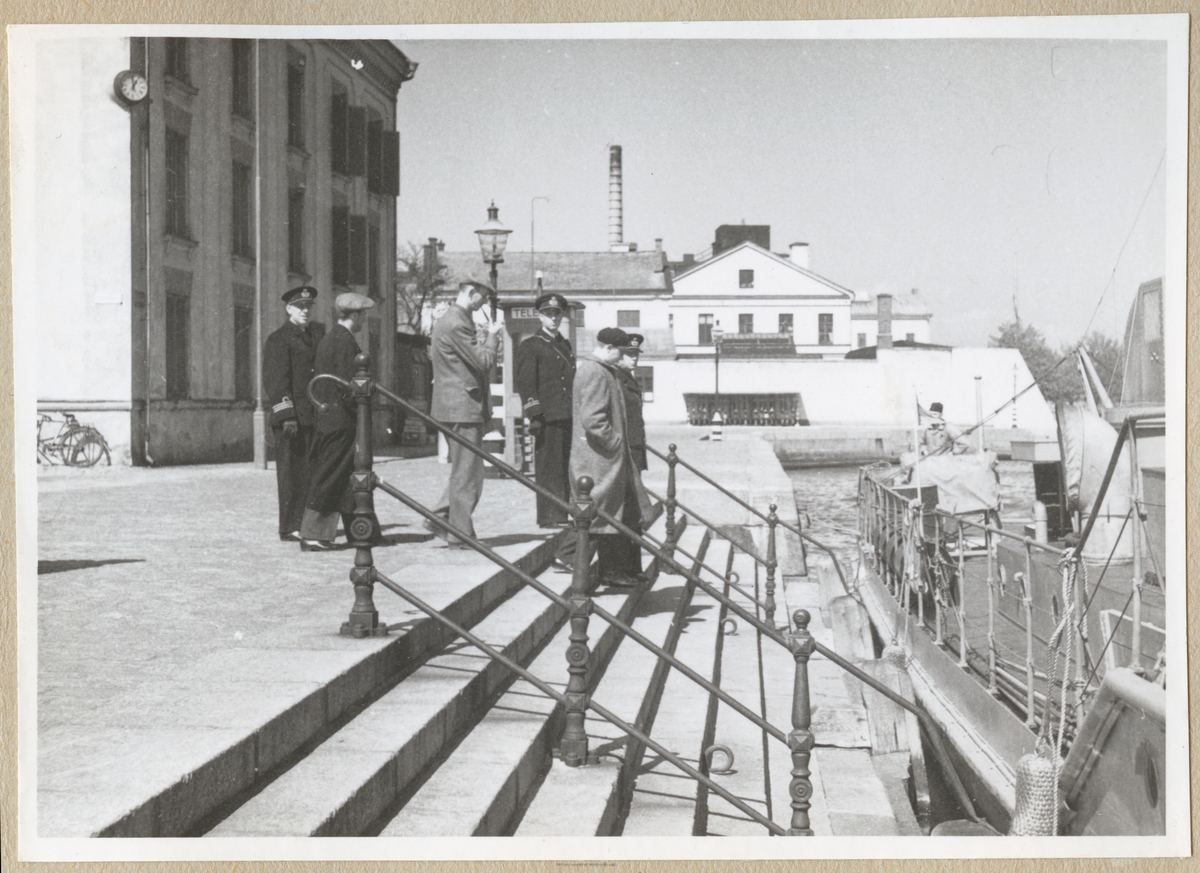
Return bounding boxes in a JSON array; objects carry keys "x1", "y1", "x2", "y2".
[
  {"x1": 557, "y1": 326, "x2": 653, "y2": 587},
  {"x1": 427, "y1": 280, "x2": 503, "y2": 546}
]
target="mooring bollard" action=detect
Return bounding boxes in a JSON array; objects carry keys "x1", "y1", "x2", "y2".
[
  {"x1": 787, "y1": 608, "x2": 816, "y2": 835},
  {"x1": 560, "y1": 475, "x2": 595, "y2": 766},
  {"x1": 342, "y1": 353, "x2": 387, "y2": 639},
  {"x1": 765, "y1": 503, "x2": 779, "y2": 629}
]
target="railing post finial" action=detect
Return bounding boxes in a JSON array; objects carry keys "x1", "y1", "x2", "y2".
[
  {"x1": 561, "y1": 474, "x2": 595, "y2": 766},
  {"x1": 765, "y1": 503, "x2": 779, "y2": 629},
  {"x1": 787, "y1": 608, "x2": 815, "y2": 835},
  {"x1": 342, "y1": 352, "x2": 387, "y2": 639}
]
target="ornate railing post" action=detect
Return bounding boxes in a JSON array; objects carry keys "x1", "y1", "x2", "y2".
[
  {"x1": 663, "y1": 443, "x2": 679, "y2": 573},
  {"x1": 561, "y1": 475, "x2": 595, "y2": 766},
  {"x1": 341, "y1": 353, "x2": 387, "y2": 639},
  {"x1": 787, "y1": 608, "x2": 816, "y2": 835},
  {"x1": 764, "y1": 504, "x2": 779, "y2": 629}
]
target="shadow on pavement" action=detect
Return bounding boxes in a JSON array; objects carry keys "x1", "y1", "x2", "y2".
[{"x1": 38, "y1": 558, "x2": 145, "y2": 575}]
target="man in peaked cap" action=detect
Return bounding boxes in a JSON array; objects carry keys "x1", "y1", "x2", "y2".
[
  {"x1": 515, "y1": 292, "x2": 576, "y2": 527},
  {"x1": 263, "y1": 286, "x2": 325, "y2": 542},
  {"x1": 299, "y1": 292, "x2": 375, "y2": 550}
]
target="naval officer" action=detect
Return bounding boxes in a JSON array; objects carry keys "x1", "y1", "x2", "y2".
[
  {"x1": 515, "y1": 292, "x2": 576, "y2": 527},
  {"x1": 262, "y1": 285, "x2": 325, "y2": 542}
]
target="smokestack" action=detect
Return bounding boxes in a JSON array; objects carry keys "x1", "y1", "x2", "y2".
[
  {"x1": 788, "y1": 242, "x2": 809, "y2": 269},
  {"x1": 608, "y1": 145, "x2": 623, "y2": 250},
  {"x1": 877, "y1": 294, "x2": 893, "y2": 350}
]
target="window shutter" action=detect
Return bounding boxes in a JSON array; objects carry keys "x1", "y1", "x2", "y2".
[
  {"x1": 367, "y1": 120, "x2": 383, "y2": 192},
  {"x1": 381, "y1": 131, "x2": 400, "y2": 196},
  {"x1": 347, "y1": 106, "x2": 367, "y2": 177},
  {"x1": 330, "y1": 93, "x2": 348, "y2": 174},
  {"x1": 331, "y1": 206, "x2": 349, "y2": 284},
  {"x1": 349, "y1": 214, "x2": 368, "y2": 286}
]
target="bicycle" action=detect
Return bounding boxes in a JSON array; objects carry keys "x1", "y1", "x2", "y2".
[{"x1": 36, "y1": 412, "x2": 112, "y2": 467}]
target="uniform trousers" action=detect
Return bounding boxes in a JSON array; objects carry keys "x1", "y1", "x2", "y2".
[
  {"x1": 273, "y1": 424, "x2": 313, "y2": 536},
  {"x1": 299, "y1": 427, "x2": 356, "y2": 542},
  {"x1": 533, "y1": 419, "x2": 571, "y2": 526},
  {"x1": 430, "y1": 422, "x2": 485, "y2": 544}
]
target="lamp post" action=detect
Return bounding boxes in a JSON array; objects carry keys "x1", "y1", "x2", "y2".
[
  {"x1": 712, "y1": 322, "x2": 725, "y2": 439},
  {"x1": 475, "y1": 201, "x2": 512, "y2": 320},
  {"x1": 531, "y1": 195, "x2": 550, "y2": 292}
]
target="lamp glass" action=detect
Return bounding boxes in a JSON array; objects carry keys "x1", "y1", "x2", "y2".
[{"x1": 475, "y1": 202, "x2": 512, "y2": 263}]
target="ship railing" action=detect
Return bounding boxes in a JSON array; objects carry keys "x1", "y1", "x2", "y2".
[
  {"x1": 642, "y1": 441, "x2": 980, "y2": 822},
  {"x1": 309, "y1": 354, "x2": 817, "y2": 834}
]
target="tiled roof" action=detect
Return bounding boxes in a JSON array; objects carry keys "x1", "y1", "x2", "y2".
[
  {"x1": 437, "y1": 250, "x2": 670, "y2": 296},
  {"x1": 851, "y1": 292, "x2": 933, "y2": 318}
]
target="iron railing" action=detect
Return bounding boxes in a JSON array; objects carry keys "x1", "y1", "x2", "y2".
[{"x1": 309, "y1": 354, "x2": 979, "y2": 833}]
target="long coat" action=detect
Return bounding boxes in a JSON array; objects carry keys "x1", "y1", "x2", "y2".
[
  {"x1": 570, "y1": 357, "x2": 652, "y2": 536},
  {"x1": 430, "y1": 303, "x2": 501, "y2": 424},
  {"x1": 262, "y1": 320, "x2": 326, "y2": 427},
  {"x1": 311, "y1": 324, "x2": 362, "y2": 435}
]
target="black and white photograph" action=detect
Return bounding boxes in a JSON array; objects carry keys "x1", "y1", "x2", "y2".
[{"x1": 11, "y1": 14, "x2": 1189, "y2": 862}]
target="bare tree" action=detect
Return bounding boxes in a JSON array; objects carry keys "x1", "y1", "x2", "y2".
[{"x1": 396, "y1": 238, "x2": 447, "y2": 336}]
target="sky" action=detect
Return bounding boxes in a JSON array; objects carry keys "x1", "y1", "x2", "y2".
[{"x1": 391, "y1": 37, "x2": 1168, "y2": 348}]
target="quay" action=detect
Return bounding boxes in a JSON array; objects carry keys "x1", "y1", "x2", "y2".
[{"x1": 36, "y1": 428, "x2": 923, "y2": 839}]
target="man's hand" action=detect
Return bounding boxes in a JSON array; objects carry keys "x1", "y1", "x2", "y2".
[
  {"x1": 528, "y1": 416, "x2": 544, "y2": 436},
  {"x1": 487, "y1": 319, "x2": 504, "y2": 335},
  {"x1": 281, "y1": 420, "x2": 298, "y2": 440}
]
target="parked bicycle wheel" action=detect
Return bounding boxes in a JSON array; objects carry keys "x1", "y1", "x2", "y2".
[
  {"x1": 58, "y1": 427, "x2": 89, "y2": 464},
  {"x1": 69, "y1": 432, "x2": 111, "y2": 467}
]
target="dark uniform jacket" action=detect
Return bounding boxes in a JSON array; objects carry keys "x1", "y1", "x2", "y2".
[
  {"x1": 515, "y1": 329, "x2": 575, "y2": 422},
  {"x1": 312, "y1": 324, "x2": 362, "y2": 435},
  {"x1": 617, "y1": 367, "x2": 646, "y2": 450},
  {"x1": 263, "y1": 320, "x2": 326, "y2": 427},
  {"x1": 430, "y1": 303, "x2": 500, "y2": 424}
]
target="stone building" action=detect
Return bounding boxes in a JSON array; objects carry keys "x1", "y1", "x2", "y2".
[{"x1": 20, "y1": 36, "x2": 414, "y2": 464}]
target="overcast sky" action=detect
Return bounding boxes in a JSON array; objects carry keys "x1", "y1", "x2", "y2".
[{"x1": 392, "y1": 37, "x2": 1167, "y2": 348}]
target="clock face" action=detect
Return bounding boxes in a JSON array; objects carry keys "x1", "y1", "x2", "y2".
[{"x1": 114, "y1": 70, "x2": 148, "y2": 103}]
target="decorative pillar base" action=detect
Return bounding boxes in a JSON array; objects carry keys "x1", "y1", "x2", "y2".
[{"x1": 340, "y1": 614, "x2": 389, "y2": 638}]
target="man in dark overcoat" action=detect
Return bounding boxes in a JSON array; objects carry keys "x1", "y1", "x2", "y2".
[
  {"x1": 515, "y1": 292, "x2": 575, "y2": 527},
  {"x1": 262, "y1": 285, "x2": 325, "y2": 541},
  {"x1": 555, "y1": 327, "x2": 653, "y2": 587},
  {"x1": 298, "y1": 292, "x2": 375, "y2": 550},
  {"x1": 608, "y1": 332, "x2": 648, "y2": 577},
  {"x1": 427, "y1": 280, "x2": 503, "y2": 546}
]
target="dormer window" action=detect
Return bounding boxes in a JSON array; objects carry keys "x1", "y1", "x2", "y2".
[{"x1": 739, "y1": 269, "x2": 754, "y2": 288}]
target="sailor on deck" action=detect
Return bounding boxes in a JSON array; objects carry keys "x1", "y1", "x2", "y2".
[
  {"x1": 515, "y1": 292, "x2": 575, "y2": 528},
  {"x1": 922, "y1": 402, "x2": 967, "y2": 455}
]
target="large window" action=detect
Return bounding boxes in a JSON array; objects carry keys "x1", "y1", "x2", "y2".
[
  {"x1": 164, "y1": 38, "x2": 189, "y2": 83},
  {"x1": 857, "y1": 332, "x2": 867, "y2": 348},
  {"x1": 905, "y1": 332, "x2": 915, "y2": 343},
  {"x1": 165, "y1": 293, "x2": 190, "y2": 400},
  {"x1": 739, "y1": 269, "x2": 754, "y2": 288},
  {"x1": 331, "y1": 207, "x2": 368, "y2": 286},
  {"x1": 288, "y1": 189, "x2": 305, "y2": 273},
  {"x1": 164, "y1": 129, "x2": 189, "y2": 238},
  {"x1": 778, "y1": 313, "x2": 793, "y2": 335},
  {"x1": 738, "y1": 313, "x2": 754, "y2": 334},
  {"x1": 287, "y1": 56, "x2": 305, "y2": 147},
  {"x1": 330, "y1": 83, "x2": 366, "y2": 177},
  {"x1": 234, "y1": 303, "x2": 253, "y2": 400},
  {"x1": 232, "y1": 160, "x2": 254, "y2": 259},
  {"x1": 818, "y1": 313, "x2": 834, "y2": 345},
  {"x1": 231, "y1": 40, "x2": 254, "y2": 118},
  {"x1": 698, "y1": 313, "x2": 713, "y2": 345},
  {"x1": 617, "y1": 310, "x2": 640, "y2": 328}
]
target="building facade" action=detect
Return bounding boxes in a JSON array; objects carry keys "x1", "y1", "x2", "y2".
[{"x1": 27, "y1": 36, "x2": 414, "y2": 464}]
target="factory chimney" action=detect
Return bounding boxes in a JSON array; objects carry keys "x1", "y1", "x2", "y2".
[
  {"x1": 608, "y1": 145, "x2": 623, "y2": 251},
  {"x1": 877, "y1": 293, "x2": 893, "y2": 350}
]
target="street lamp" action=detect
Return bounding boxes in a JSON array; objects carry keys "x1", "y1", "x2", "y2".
[
  {"x1": 475, "y1": 201, "x2": 512, "y2": 319},
  {"x1": 711, "y1": 322, "x2": 725, "y2": 438}
]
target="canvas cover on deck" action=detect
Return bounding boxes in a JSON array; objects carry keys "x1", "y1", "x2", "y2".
[
  {"x1": 1058, "y1": 404, "x2": 1133, "y2": 563},
  {"x1": 899, "y1": 451, "x2": 1000, "y2": 515}
]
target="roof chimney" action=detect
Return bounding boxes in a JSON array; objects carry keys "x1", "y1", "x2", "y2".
[
  {"x1": 608, "y1": 145, "x2": 623, "y2": 251},
  {"x1": 788, "y1": 242, "x2": 809, "y2": 269},
  {"x1": 655, "y1": 238, "x2": 663, "y2": 252},
  {"x1": 877, "y1": 294, "x2": 893, "y2": 350}
]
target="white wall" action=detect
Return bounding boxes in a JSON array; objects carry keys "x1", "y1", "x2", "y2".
[
  {"x1": 636, "y1": 347, "x2": 1055, "y2": 433},
  {"x1": 573, "y1": 294, "x2": 670, "y2": 331},
  {"x1": 852, "y1": 316, "x2": 932, "y2": 347},
  {"x1": 27, "y1": 38, "x2": 134, "y2": 457}
]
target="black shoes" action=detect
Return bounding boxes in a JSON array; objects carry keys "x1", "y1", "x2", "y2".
[
  {"x1": 551, "y1": 558, "x2": 575, "y2": 573},
  {"x1": 300, "y1": 539, "x2": 336, "y2": 552},
  {"x1": 600, "y1": 572, "x2": 648, "y2": 589},
  {"x1": 280, "y1": 531, "x2": 302, "y2": 542}
]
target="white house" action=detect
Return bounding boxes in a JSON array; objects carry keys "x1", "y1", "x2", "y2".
[{"x1": 851, "y1": 290, "x2": 934, "y2": 348}]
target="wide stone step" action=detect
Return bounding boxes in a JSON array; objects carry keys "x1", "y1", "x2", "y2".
[
  {"x1": 40, "y1": 534, "x2": 562, "y2": 839},
  {"x1": 208, "y1": 574, "x2": 572, "y2": 836},
  {"x1": 516, "y1": 523, "x2": 716, "y2": 836}
]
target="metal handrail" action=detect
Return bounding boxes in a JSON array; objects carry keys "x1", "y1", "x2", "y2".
[
  {"x1": 374, "y1": 475, "x2": 789, "y2": 748},
  {"x1": 370, "y1": 565, "x2": 787, "y2": 835},
  {"x1": 645, "y1": 442, "x2": 850, "y2": 589}
]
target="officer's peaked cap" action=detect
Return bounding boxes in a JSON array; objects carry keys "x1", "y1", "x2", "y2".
[
  {"x1": 283, "y1": 286, "x2": 318, "y2": 304},
  {"x1": 536, "y1": 293, "x2": 568, "y2": 312}
]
